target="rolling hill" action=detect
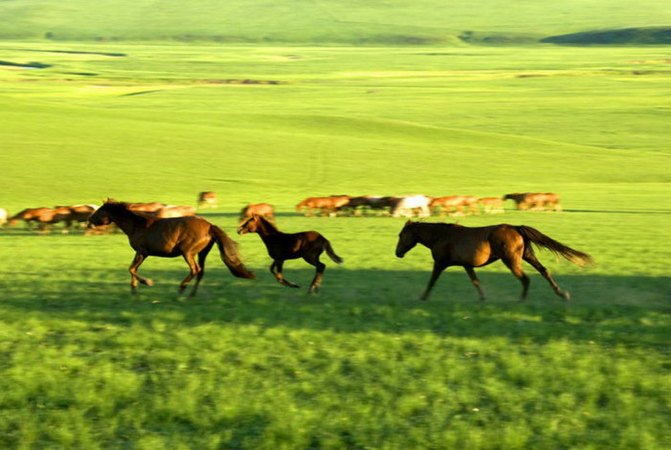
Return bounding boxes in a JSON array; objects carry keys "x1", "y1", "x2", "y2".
[{"x1": 0, "y1": 0, "x2": 670, "y2": 45}]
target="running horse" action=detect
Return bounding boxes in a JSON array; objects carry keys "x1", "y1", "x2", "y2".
[
  {"x1": 87, "y1": 200, "x2": 254, "y2": 296},
  {"x1": 395, "y1": 221, "x2": 591, "y2": 301},
  {"x1": 237, "y1": 214, "x2": 343, "y2": 293}
]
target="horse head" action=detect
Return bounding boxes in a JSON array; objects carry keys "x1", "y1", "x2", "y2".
[
  {"x1": 395, "y1": 220, "x2": 418, "y2": 258},
  {"x1": 237, "y1": 214, "x2": 259, "y2": 235},
  {"x1": 87, "y1": 202, "x2": 114, "y2": 227}
]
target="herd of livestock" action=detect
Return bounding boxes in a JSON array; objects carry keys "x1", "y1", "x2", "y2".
[
  {"x1": 295, "y1": 192, "x2": 561, "y2": 217},
  {"x1": 0, "y1": 191, "x2": 561, "y2": 234}
]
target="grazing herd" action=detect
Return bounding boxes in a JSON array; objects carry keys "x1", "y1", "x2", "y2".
[
  {"x1": 4, "y1": 190, "x2": 589, "y2": 300},
  {"x1": 294, "y1": 192, "x2": 559, "y2": 217},
  {"x1": 5, "y1": 204, "x2": 97, "y2": 232}
]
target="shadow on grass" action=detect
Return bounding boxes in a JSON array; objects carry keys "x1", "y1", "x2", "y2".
[{"x1": 1, "y1": 267, "x2": 669, "y2": 347}]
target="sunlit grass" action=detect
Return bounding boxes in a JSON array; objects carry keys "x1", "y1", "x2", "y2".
[{"x1": 0, "y1": 42, "x2": 670, "y2": 448}]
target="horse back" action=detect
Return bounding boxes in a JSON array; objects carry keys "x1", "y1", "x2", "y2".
[
  {"x1": 135, "y1": 216, "x2": 212, "y2": 256},
  {"x1": 433, "y1": 224, "x2": 521, "y2": 267}
]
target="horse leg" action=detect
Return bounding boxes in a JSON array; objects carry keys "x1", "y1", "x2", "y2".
[
  {"x1": 129, "y1": 253, "x2": 153, "y2": 294},
  {"x1": 502, "y1": 256, "x2": 530, "y2": 301},
  {"x1": 304, "y1": 254, "x2": 326, "y2": 294},
  {"x1": 523, "y1": 251, "x2": 570, "y2": 301},
  {"x1": 271, "y1": 260, "x2": 300, "y2": 288},
  {"x1": 180, "y1": 253, "x2": 201, "y2": 294},
  {"x1": 189, "y1": 243, "x2": 213, "y2": 297},
  {"x1": 421, "y1": 261, "x2": 447, "y2": 301},
  {"x1": 464, "y1": 267, "x2": 486, "y2": 300}
]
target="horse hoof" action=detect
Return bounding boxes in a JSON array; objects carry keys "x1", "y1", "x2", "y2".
[
  {"x1": 563, "y1": 291, "x2": 571, "y2": 302},
  {"x1": 145, "y1": 279, "x2": 154, "y2": 287}
]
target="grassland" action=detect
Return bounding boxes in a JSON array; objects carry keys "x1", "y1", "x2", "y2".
[
  {"x1": 2, "y1": 0, "x2": 671, "y2": 45},
  {"x1": 1, "y1": 3, "x2": 671, "y2": 448}
]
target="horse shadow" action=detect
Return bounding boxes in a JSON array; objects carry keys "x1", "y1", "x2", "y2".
[{"x1": 1, "y1": 267, "x2": 668, "y2": 347}]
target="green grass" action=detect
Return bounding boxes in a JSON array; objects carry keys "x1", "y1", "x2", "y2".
[
  {"x1": 1, "y1": 0, "x2": 671, "y2": 44},
  {"x1": 0, "y1": 35, "x2": 670, "y2": 450}
]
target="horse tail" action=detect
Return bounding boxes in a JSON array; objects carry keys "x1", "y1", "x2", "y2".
[
  {"x1": 324, "y1": 239, "x2": 344, "y2": 264},
  {"x1": 516, "y1": 225, "x2": 593, "y2": 266},
  {"x1": 210, "y1": 225, "x2": 256, "y2": 279}
]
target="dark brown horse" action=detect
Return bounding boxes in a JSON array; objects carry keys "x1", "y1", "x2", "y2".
[
  {"x1": 88, "y1": 200, "x2": 254, "y2": 296},
  {"x1": 237, "y1": 214, "x2": 343, "y2": 293},
  {"x1": 395, "y1": 221, "x2": 591, "y2": 301}
]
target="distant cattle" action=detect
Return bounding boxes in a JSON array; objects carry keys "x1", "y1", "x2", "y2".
[{"x1": 197, "y1": 191, "x2": 218, "y2": 209}]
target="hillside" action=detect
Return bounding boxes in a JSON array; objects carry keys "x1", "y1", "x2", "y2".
[{"x1": 1, "y1": 0, "x2": 670, "y2": 45}]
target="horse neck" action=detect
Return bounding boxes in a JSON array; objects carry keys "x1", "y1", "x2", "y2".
[
  {"x1": 413, "y1": 223, "x2": 445, "y2": 248},
  {"x1": 255, "y1": 217, "x2": 281, "y2": 240},
  {"x1": 107, "y1": 206, "x2": 147, "y2": 235}
]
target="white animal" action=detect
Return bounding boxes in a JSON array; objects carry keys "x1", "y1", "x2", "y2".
[
  {"x1": 391, "y1": 195, "x2": 431, "y2": 218},
  {"x1": 0, "y1": 208, "x2": 7, "y2": 226}
]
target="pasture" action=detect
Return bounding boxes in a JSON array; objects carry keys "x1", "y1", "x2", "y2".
[{"x1": 1, "y1": 39, "x2": 670, "y2": 449}]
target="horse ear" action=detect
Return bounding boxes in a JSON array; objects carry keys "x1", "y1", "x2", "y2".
[{"x1": 405, "y1": 220, "x2": 413, "y2": 225}]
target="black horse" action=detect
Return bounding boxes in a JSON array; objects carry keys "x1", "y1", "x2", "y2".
[{"x1": 237, "y1": 215, "x2": 343, "y2": 293}]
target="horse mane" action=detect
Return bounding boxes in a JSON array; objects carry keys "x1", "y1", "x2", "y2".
[
  {"x1": 255, "y1": 214, "x2": 279, "y2": 233},
  {"x1": 103, "y1": 201, "x2": 152, "y2": 226}
]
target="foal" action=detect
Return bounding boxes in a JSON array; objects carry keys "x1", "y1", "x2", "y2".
[
  {"x1": 395, "y1": 221, "x2": 591, "y2": 301},
  {"x1": 237, "y1": 215, "x2": 343, "y2": 293}
]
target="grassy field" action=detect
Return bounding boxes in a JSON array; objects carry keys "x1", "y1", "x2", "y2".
[
  {"x1": 1, "y1": 0, "x2": 671, "y2": 44},
  {"x1": 1, "y1": 3, "x2": 671, "y2": 448}
]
